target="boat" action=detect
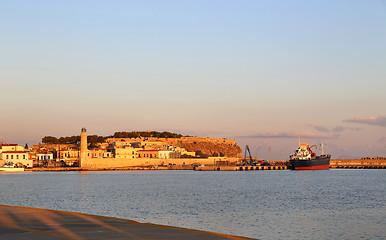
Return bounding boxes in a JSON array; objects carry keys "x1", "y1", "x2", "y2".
[
  {"x1": 0, "y1": 163, "x2": 25, "y2": 172},
  {"x1": 288, "y1": 142, "x2": 330, "y2": 170}
]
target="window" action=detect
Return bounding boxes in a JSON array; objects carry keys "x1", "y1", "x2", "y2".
[
  {"x1": 16, "y1": 155, "x2": 19, "y2": 159},
  {"x1": 23, "y1": 155, "x2": 25, "y2": 159},
  {"x1": 11, "y1": 155, "x2": 13, "y2": 160},
  {"x1": 6, "y1": 155, "x2": 9, "y2": 159}
]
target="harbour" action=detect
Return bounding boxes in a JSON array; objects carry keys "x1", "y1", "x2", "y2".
[
  {"x1": 2, "y1": 1, "x2": 385, "y2": 239},
  {"x1": 0, "y1": 169, "x2": 384, "y2": 240}
]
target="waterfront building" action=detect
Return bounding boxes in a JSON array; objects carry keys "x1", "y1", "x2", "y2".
[
  {"x1": 57, "y1": 149, "x2": 79, "y2": 166},
  {"x1": 158, "y1": 150, "x2": 173, "y2": 159},
  {"x1": 28, "y1": 152, "x2": 38, "y2": 167},
  {"x1": 0, "y1": 150, "x2": 32, "y2": 168},
  {"x1": 0, "y1": 143, "x2": 25, "y2": 153},
  {"x1": 87, "y1": 149, "x2": 112, "y2": 158},
  {"x1": 137, "y1": 150, "x2": 159, "y2": 158},
  {"x1": 36, "y1": 151, "x2": 54, "y2": 161},
  {"x1": 167, "y1": 146, "x2": 196, "y2": 158},
  {"x1": 112, "y1": 147, "x2": 138, "y2": 159}
]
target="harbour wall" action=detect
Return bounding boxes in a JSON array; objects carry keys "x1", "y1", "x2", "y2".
[
  {"x1": 330, "y1": 159, "x2": 386, "y2": 169},
  {"x1": 81, "y1": 157, "x2": 240, "y2": 170}
]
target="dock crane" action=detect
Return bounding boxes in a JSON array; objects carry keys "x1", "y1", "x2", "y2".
[{"x1": 241, "y1": 145, "x2": 269, "y2": 166}]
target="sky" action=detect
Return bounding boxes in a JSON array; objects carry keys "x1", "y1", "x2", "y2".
[{"x1": 1, "y1": 0, "x2": 385, "y2": 160}]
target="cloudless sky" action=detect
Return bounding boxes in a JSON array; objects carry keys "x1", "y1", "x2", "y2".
[{"x1": 1, "y1": 0, "x2": 385, "y2": 160}]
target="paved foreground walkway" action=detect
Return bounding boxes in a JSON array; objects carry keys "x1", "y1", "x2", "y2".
[{"x1": 0, "y1": 205, "x2": 255, "y2": 240}]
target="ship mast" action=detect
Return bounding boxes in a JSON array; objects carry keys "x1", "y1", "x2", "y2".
[{"x1": 321, "y1": 143, "x2": 325, "y2": 155}]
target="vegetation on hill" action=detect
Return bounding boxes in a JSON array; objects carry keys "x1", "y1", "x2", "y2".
[
  {"x1": 112, "y1": 131, "x2": 187, "y2": 139},
  {"x1": 41, "y1": 131, "x2": 187, "y2": 144},
  {"x1": 42, "y1": 135, "x2": 106, "y2": 145}
]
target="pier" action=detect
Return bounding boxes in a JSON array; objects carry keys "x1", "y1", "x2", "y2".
[
  {"x1": 0, "y1": 205, "x2": 254, "y2": 240},
  {"x1": 194, "y1": 165, "x2": 287, "y2": 171},
  {"x1": 25, "y1": 159, "x2": 386, "y2": 172},
  {"x1": 330, "y1": 159, "x2": 386, "y2": 169}
]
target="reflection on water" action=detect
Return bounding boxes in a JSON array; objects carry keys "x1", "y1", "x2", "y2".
[{"x1": 0, "y1": 170, "x2": 385, "y2": 240}]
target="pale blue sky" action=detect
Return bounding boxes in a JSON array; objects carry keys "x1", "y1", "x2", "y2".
[{"x1": 1, "y1": 0, "x2": 385, "y2": 159}]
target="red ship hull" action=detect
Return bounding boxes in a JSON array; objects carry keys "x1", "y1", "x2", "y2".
[{"x1": 293, "y1": 164, "x2": 330, "y2": 170}]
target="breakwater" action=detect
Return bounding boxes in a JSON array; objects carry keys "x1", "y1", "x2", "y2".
[
  {"x1": 330, "y1": 159, "x2": 386, "y2": 169},
  {"x1": 28, "y1": 158, "x2": 386, "y2": 171},
  {"x1": 195, "y1": 165, "x2": 287, "y2": 171},
  {"x1": 80, "y1": 157, "x2": 236, "y2": 170}
]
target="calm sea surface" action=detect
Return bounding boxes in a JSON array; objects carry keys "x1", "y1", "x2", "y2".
[{"x1": 0, "y1": 170, "x2": 384, "y2": 240}]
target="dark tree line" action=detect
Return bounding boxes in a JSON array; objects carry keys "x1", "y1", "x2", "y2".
[
  {"x1": 113, "y1": 131, "x2": 187, "y2": 139},
  {"x1": 41, "y1": 135, "x2": 106, "y2": 145},
  {"x1": 42, "y1": 131, "x2": 187, "y2": 144}
]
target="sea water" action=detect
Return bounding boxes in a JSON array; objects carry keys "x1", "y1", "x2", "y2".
[{"x1": 0, "y1": 169, "x2": 384, "y2": 240}]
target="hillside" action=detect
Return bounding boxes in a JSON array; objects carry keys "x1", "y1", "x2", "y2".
[
  {"x1": 40, "y1": 131, "x2": 243, "y2": 158},
  {"x1": 165, "y1": 137, "x2": 242, "y2": 158}
]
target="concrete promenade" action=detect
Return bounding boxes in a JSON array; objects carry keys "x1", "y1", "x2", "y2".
[{"x1": 0, "y1": 205, "x2": 255, "y2": 240}]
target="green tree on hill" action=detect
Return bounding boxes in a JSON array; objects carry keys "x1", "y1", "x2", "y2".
[
  {"x1": 42, "y1": 136, "x2": 58, "y2": 144},
  {"x1": 113, "y1": 131, "x2": 186, "y2": 139}
]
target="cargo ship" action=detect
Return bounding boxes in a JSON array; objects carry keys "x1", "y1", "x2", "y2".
[{"x1": 288, "y1": 142, "x2": 330, "y2": 170}]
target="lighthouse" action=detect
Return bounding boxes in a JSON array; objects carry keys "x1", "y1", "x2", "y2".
[{"x1": 80, "y1": 127, "x2": 88, "y2": 167}]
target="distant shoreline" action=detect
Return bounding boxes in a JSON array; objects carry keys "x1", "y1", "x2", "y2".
[{"x1": 24, "y1": 158, "x2": 386, "y2": 172}]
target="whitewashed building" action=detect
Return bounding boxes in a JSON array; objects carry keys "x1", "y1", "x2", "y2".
[{"x1": 0, "y1": 151, "x2": 32, "y2": 168}]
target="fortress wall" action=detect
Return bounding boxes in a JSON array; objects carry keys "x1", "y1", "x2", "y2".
[
  {"x1": 330, "y1": 159, "x2": 386, "y2": 166},
  {"x1": 81, "y1": 157, "x2": 240, "y2": 170},
  {"x1": 106, "y1": 137, "x2": 237, "y2": 146},
  {"x1": 167, "y1": 137, "x2": 236, "y2": 146}
]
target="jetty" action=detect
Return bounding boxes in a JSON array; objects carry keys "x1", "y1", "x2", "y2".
[
  {"x1": 194, "y1": 165, "x2": 287, "y2": 171},
  {"x1": 0, "y1": 205, "x2": 254, "y2": 240},
  {"x1": 23, "y1": 159, "x2": 386, "y2": 172},
  {"x1": 330, "y1": 159, "x2": 386, "y2": 169}
]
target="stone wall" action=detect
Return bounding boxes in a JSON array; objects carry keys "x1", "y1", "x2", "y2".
[
  {"x1": 330, "y1": 159, "x2": 386, "y2": 166},
  {"x1": 81, "y1": 157, "x2": 240, "y2": 170}
]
